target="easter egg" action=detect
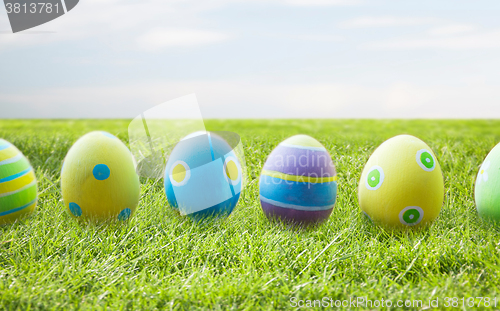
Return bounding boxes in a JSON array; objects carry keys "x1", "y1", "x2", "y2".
[
  {"x1": 0, "y1": 139, "x2": 37, "y2": 224},
  {"x1": 358, "y1": 135, "x2": 444, "y2": 228},
  {"x1": 164, "y1": 131, "x2": 242, "y2": 220},
  {"x1": 61, "y1": 131, "x2": 140, "y2": 221},
  {"x1": 259, "y1": 135, "x2": 337, "y2": 224},
  {"x1": 475, "y1": 142, "x2": 500, "y2": 222}
]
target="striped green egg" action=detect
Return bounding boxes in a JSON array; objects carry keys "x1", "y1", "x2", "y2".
[{"x1": 0, "y1": 139, "x2": 37, "y2": 224}]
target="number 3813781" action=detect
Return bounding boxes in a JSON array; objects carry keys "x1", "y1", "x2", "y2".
[
  {"x1": 444, "y1": 297, "x2": 497, "y2": 308},
  {"x1": 5, "y1": 2, "x2": 60, "y2": 14}
]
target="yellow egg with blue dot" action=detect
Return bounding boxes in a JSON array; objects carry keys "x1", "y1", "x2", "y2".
[
  {"x1": 164, "y1": 131, "x2": 242, "y2": 220},
  {"x1": 0, "y1": 139, "x2": 37, "y2": 225},
  {"x1": 358, "y1": 135, "x2": 444, "y2": 229},
  {"x1": 61, "y1": 131, "x2": 140, "y2": 222}
]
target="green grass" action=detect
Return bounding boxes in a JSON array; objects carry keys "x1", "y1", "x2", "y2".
[{"x1": 1, "y1": 119, "x2": 500, "y2": 310}]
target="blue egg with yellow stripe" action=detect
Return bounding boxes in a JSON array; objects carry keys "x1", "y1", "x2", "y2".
[
  {"x1": 259, "y1": 135, "x2": 337, "y2": 225},
  {"x1": 164, "y1": 131, "x2": 242, "y2": 220},
  {"x1": 0, "y1": 139, "x2": 37, "y2": 224}
]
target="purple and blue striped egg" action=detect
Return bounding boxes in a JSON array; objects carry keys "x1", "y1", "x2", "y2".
[{"x1": 259, "y1": 135, "x2": 337, "y2": 225}]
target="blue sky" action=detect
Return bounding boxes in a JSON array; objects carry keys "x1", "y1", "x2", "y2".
[{"x1": 1, "y1": 0, "x2": 500, "y2": 118}]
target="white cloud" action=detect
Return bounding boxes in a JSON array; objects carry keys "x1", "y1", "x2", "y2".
[
  {"x1": 365, "y1": 29, "x2": 500, "y2": 50},
  {"x1": 137, "y1": 28, "x2": 232, "y2": 50},
  {"x1": 428, "y1": 24, "x2": 478, "y2": 36},
  {"x1": 282, "y1": 0, "x2": 362, "y2": 6},
  {"x1": 293, "y1": 34, "x2": 345, "y2": 42},
  {"x1": 339, "y1": 16, "x2": 436, "y2": 29}
]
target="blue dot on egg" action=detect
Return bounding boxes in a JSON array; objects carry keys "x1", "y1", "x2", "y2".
[
  {"x1": 93, "y1": 164, "x2": 110, "y2": 180},
  {"x1": 69, "y1": 202, "x2": 82, "y2": 217},
  {"x1": 118, "y1": 208, "x2": 132, "y2": 221}
]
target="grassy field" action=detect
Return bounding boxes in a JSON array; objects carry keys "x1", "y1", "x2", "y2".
[{"x1": 1, "y1": 119, "x2": 500, "y2": 310}]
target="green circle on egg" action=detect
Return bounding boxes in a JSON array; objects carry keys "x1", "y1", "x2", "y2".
[
  {"x1": 365, "y1": 166, "x2": 384, "y2": 190},
  {"x1": 367, "y1": 169, "x2": 380, "y2": 188},
  {"x1": 420, "y1": 152, "x2": 434, "y2": 169},
  {"x1": 403, "y1": 209, "x2": 420, "y2": 224},
  {"x1": 416, "y1": 149, "x2": 436, "y2": 171},
  {"x1": 398, "y1": 206, "x2": 424, "y2": 226}
]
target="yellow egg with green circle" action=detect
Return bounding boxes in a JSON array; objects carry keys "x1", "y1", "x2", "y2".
[
  {"x1": 0, "y1": 139, "x2": 37, "y2": 225},
  {"x1": 358, "y1": 135, "x2": 444, "y2": 228},
  {"x1": 61, "y1": 131, "x2": 140, "y2": 222}
]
